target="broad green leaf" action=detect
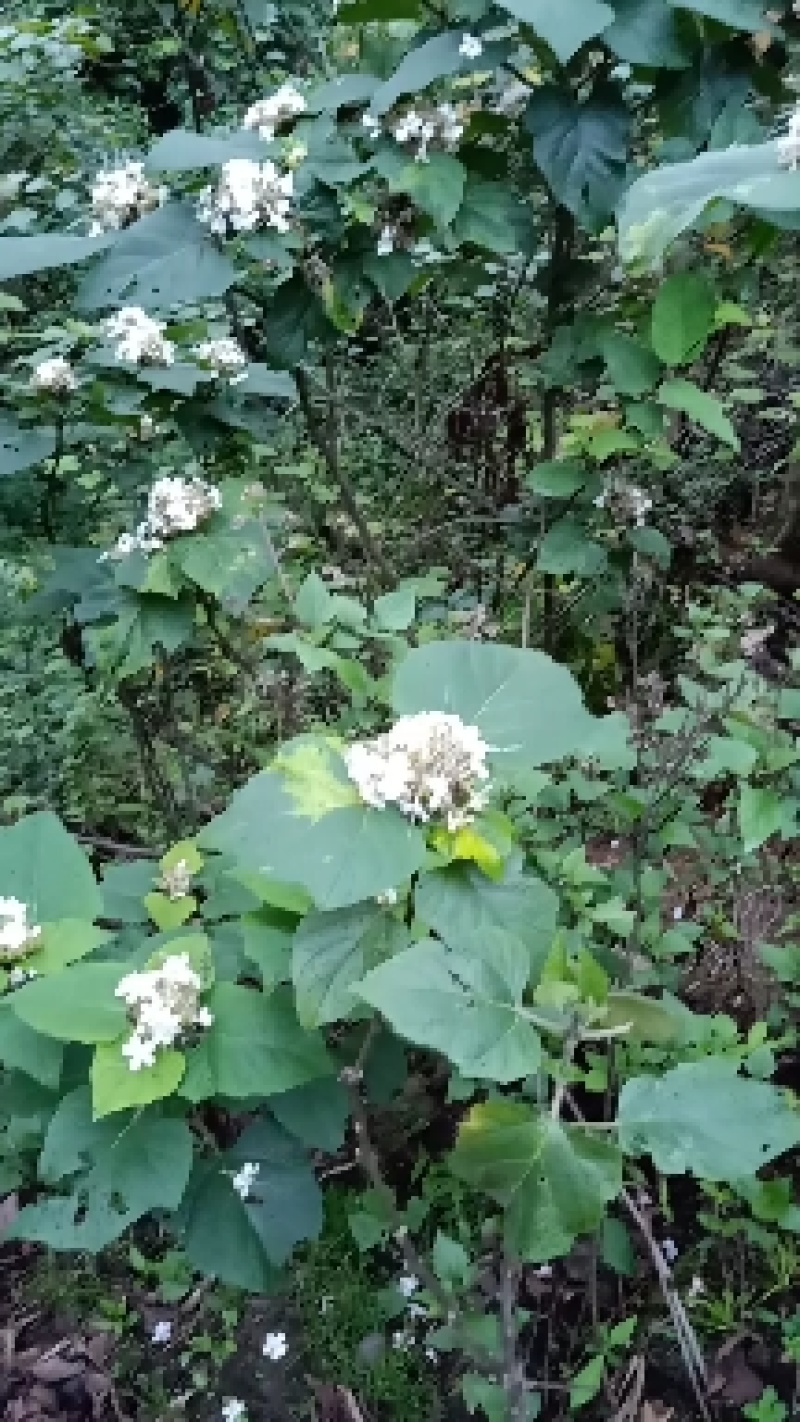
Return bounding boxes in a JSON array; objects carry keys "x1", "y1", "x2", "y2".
[
  {"x1": 393, "y1": 152, "x2": 466, "y2": 228},
  {"x1": 0, "y1": 418, "x2": 55, "y2": 476},
  {"x1": 453, "y1": 178, "x2": 532, "y2": 255},
  {"x1": 146, "y1": 127, "x2": 267, "y2": 171},
  {"x1": 38, "y1": 1088, "x2": 120, "y2": 1183},
  {"x1": 241, "y1": 908, "x2": 295, "y2": 989},
  {"x1": 650, "y1": 272, "x2": 715, "y2": 365},
  {"x1": 496, "y1": 0, "x2": 614, "y2": 63},
  {"x1": 337, "y1": 0, "x2": 421, "y2": 16},
  {"x1": 603, "y1": 0, "x2": 694, "y2": 68},
  {"x1": 295, "y1": 571, "x2": 334, "y2": 627},
  {"x1": 199, "y1": 740, "x2": 427, "y2": 910},
  {"x1": 370, "y1": 31, "x2": 480, "y2": 114},
  {"x1": 144, "y1": 891, "x2": 195, "y2": 931},
  {"x1": 77, "y1": 202, "x2": 236, "y2": 313},
  {"x1": 525, "y1": 88, "x2": 630, "y2": 230},
  {"x1": 26, "y1": 920, "x2": 108, "y2": 975},
  {"x1": 618, "y1": 1060, "x2": 800, "y2": 1180},
  {"x1": 601, "y1": 331, "x2": 661, "y2": 396},
  {"x1": 373, "y1": 584, "x2": 417, "y2": 632},
  {"x1": 739, "y1": 783, "x2": 784, "y2": 853},
  {"x1": 355, "y1": 939, "x2": 543, "y2": 1082},
  {"x1": 415, "y1": 864, "x2": 558, "y2": 993},
  {"x1": 538, "y1": 519, "x2": 608, "y2": 576},
  {"x1": 0, "y1": 231, "x2": 113, "y2": 280},
  {"x1": 594, "y1": 992, "x2": 681, "y2": 1045},
  {"x1": 0, "y1": 1006, "x2": 63, "y2": 1088},
  {"x1": 658, "y1": 379, "x2": 739, "y2": 450},
  {"x1": 101, "y1": 860, "x2": 156, "y2": 923},
  {"x1": 450, "y1": 1101, "x2": 622, "y2": 1261},
  {"x1": 292, "y1": 903, "x2": 382, "y2": 1026},
  {"x1": 269, "y1": 1077, "x2": 349, "y2": 1152},
  {"x1": 667, "y1": 0, "x2": 771, "y2": 30},
  {"x1": 570, "y1": 1356, "x2": 606, "y2": 1411},
  {"x1": 227, "y1": 1118, "x2": 322, "y2": 1264},
  {"x1": 11, "y1": 962, "x2": 127, "y2": 1043},
  {"x1": 178, "y1": 1161, "x2": 279, "y2": 1292},
  {"x1": 307, "y1": 74, "x2": 381, "y2": 111},
  {"x1": 92, "y1": 1042, "x2": 186, "y2": 1118},
  {"x1": 180, "y1": 983, "x2": 333, "y2": 1100},
  {"x1": 392, "y1": 640, "x2": 604, "y2": 769},
  {"x1": 526, "y1": 459, "x2": 589, "y2": 497}
]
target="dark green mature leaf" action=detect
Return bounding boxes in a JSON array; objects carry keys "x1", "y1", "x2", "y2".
[
  {"x1": 370, "y1": 31, "x2": 479, "y2": 115},
  {"x1": 228, "y1": 1118, "x2": 323, "y2": 1263},
  {"x1": 618, "y1": 1060, "x2": 800, "y2": 1180},
  {"x1": 496, "y1": 0, "x2": 614, "y2": 63},
  {"x1": 650, "y1": 272, "x2": 715, "y2": 365},
  {"x1": 667, "y1": 0, "x2": 772, "y2": 30},
  {"x1": 393, "y1": 640, "x2": 602, "y2": 768},
  {"x1": 415, "y1": 864, "x2": 558, "y2": 992},
  {"x1": 0, "y1": 813, "x2": 101, "y2": 923},
  {"x1": 392, "y1": 152, "x2": 466, "y2": 228},
  {"x1": 450, "y1": 1100, "x2": 622, "y2": 1261},
  {"x1": 181, "y1": 983, "x2": 333, "y2": 1100},
  {"x1": 453, "y1": 178, "x2": 532, "y2": 254},
  {"x1": 337, "y1": 0, "x2": 422, "y2": 17},
  {"x1": 77, "y1": 202, "x2": 236, "y2": 313},
  {"x1": 601, "y1": 331, "x2": 661, "y2": 396},
  {"x1": 0, "y1": 231, "x2": 113, "y2": 280},
  {"x1": 269, "y1": 1076, "x2": 349, "y2": 1152},
  {"x1": 307, "y1": 74, "x2": 381, "y2": 111},
  {"x1": 0, "y1": 418, "x2": 55, "y2": 476},
  {"x1": 0, "y1": 1007, "x2": 63, "y2": 1088},
  {"x1": 292, "y1": 903, "x2": 381, "y2": 1026},
  {"x1": 525, "y1": 88, "x2": 630, "y2": 230},
  {"x1": 739, "y1": 784, "x2": 784, "y2": 853},
  {"x1": 538, "y1": 519, "x2": 608, "y2": 576},
  {"x1": 200, "y1": 740, "x2": 427, "y2": 910},
  {"x1": 355, "y1": 939, "x2": 544, "y2": 1082},
  {"x1": 146, "y1": 127, "x2": 266, "y2": 171},
  {"x1": 11, "y1": 964, "x2": 127, "y2": 1043},
  {"x1": 178, "y1": 1161, "x2": 278, "y2": 1292},
  {"x1": 658, "y1": 379, "x2": 740, "y2": 450},
  {"x1": 603, "y1": 0, "x2": 695, "y2": 68}
]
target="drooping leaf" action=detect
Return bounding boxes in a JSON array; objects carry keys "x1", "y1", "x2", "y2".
[
  {"x1": 180, "y1": 984, "x2": 333, "y2": 1101},
  {"x1": 77, "y1": 202, "x2": 236, "y2": 313},
  {"x1": 525, "y1": 88, "x2": 630, "y2": 230},
  {"x1": 496, "y1": 0, "x2": 614, "y2": 64},
  {"x1": 451, "y1": 1100, "x2": 622, "y2": 1261},
  {"x1": 650, "y1": 272, "x2": 716, "y2": 365},
  {"x1": 370, "y1": 31, "x2": 482, "y2": 114},
  {"x1": 618, "y1": 1059, "x2": 800, "y2": 1180},
  {"x1": 658, "y1": 379, "x2": 739, "y2": 450}
]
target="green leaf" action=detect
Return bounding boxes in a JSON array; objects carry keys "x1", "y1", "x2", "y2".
[
  {"x1": 295, "y1": 571, "x2": 334, "y2": 627},
  {"x1": 450, "y1": 1100, "x2": 622, "y2": 1261},
  {"x1": 241, "y1": 908, "x2": 295, "y2": 989},
  {"x1": 269, "y1": 1077, "x2": 349, "y2": 1152},
  {"x1": 25, "y1": 920, "x2": 108, "y2": 975},
  {"x1": 0, "y1": 1006, "x2": 63, "y2": 1088},
  {"x1": 92, "y1": 1042, "x2": 186, "y2": 1118},
  {"x1": 144, "y1": 891, "x2": 195, "y2": 932},
  {"x1": 603, "y1": 0, "x2": 694, "y2": 68},
  {"x1": 11, "y1": 963, "x2": 127, "y2": 1043},
  {"x1": 356, "y1": 939, "x2": 544, "y2": 1082},
  {"x1": 650, "y1": 272, "x2": 716, "y2": 365},
  {"x1": 337, "y1": 0, "x2": 421, "y2": 17},
  {"x1": 0, "y1": 231, "x2": 113, "y2": 280},
  {"x1": 496, "y1": 0, "x2": 614, "y2": 63},
  {"x1": 0, "y1": 418, "x2": 56, "y2": 476},
  {"x1": 200, "y1": 740, "x2": 427, "y2": 910},
  {"x1": 570, "y1": 1355, "x2": 606, "y2": 1411},
  {"x1": 538, "y1": 519, "x2": 608, "y2": 576},
  {"x1": 415, "y1": 864, "x2": 558, "y2": 993},
  {"x1": 595, "y1": 992, "x2": 681, "y2": 1044},
  {"x1": 101, "y1": 861, "x2": 156, "y2": 923},
  {"x1": 453, "y1": 178, "x2": 532, "y2": 255},
  {"x1": 658, "y1": 379, "x2": 739, "y2": 450},
  {"x1": 146, "y1": 127, "x2": 267, "y2": 171},
  {"x1": 77, "y1": 202, "x2": 236, "y2": 313},
  {"x1": 307, "y1": 74, "x2": 381, "y2": 111},
  {"x1": 227, "y1": 1118, "x2": 323, "y2": 1264},
  {"x1": 292, "y1": 903, "x2": 383, "y2": 1027},
  {"x1": 628, "y1": 525, "x2": 672, "y2": 567},
  {"x1": 526, "y1": 459, "x2": 589, "y2": 497},
  {"x1": 667, "y1": 0, "x2": 771, "y2": 30},
  {"x1": 181, "y1": 984, "x2": 333, "y2": 1101},
  {"x1": 739, "y1": 783, "x2": 784, "y2": 853},
  {"x1": 392, "y1": 640, "x2": 605, "y2": 769},
  {"x1": 601, "y1": 331, "x2": 661, "y2": 396},
  {"x1": 393, "y1": 152, "x2": 466, "y2": 228},
  {"x1": 618, "y1": 1060, "x2": 800, "y2": 1180},
  {"x1": 373, "y1": 584, "x2": 417, "y2": 632},
  {"x1": 370, "y1": 31, "x2": 479, "y2": 114},
  {"x1": 525, "y1": 88, "x2": 630, "y2": 230}
]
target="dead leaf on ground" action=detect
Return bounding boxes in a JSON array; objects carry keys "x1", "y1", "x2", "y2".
[{"x1": 708, "y1": 1335, "x2": 765, "y2": 1406}]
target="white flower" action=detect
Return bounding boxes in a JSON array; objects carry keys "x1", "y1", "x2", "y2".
[
  {"x1": 345, "y1": 713, "x2": 490, "y2": 832},
  {"x1": 232, "y1": 1162, "x2": 260, "y2": 1201},
  {"x1": 159, "y1": 858, "x2": 194, "y2": 900},
  {"x1": 672, "y1": 905, "x2": 684, "y2": 921},
  {"x1": 31, "y1": 356, "x2": 77, "y2": 395},
  {"x1": 194, "y1": 336, "x2": 248, "y2": 383},
  {"x1": 376, "y1": 225, "x2": 395, "y2": 257},
  {"x1": 90, "y1": 161, "x2": 165, "y2": 235},
  {"x1": 146, "y1": 475, "x2": 222, "y2": 539},
  {"x1": 262, "y1": 1332, "x2": 288, "y2": 1361},
  {"x1": 116, "y1": 952, "x2": 212, "y2": 1073},
  {"x1": 243, "y1": 83, "x2": 306, "y2": 141},
  {"x1": 376, "y1": 888, "x2": 398, "y2": 907},
  {"x1": 151, "y1": 1321, "x2": 173, "y2": 1344},
  {"x1": 688, "y1": 1276, "x2": 705, "y2": 1299},
  {"x1": 221, "y1": 1401, "x2": 247, "y2": 1422},
  {"x1": 105, "y1": 307, "x2": 175, "y2": 367},
  {"x1": 778, "y1": 106, "x2": 800, "y2": 170},
  {"x1": 392, "y1": 1329, "x2": 411, "y2": 1350},
  {"x1": 459, "y1": 33, "x2": 483, "y2": 60},
  {"x1": 662, "y1": 1238, "x2": 679, "y2": 1265},
  {"x1": 361, "y1": 112, "x2": 381, "y2": 137},
  {"x1": 198, "y1": 158, "x2": 294, "y2": 237},
  {"x1": 7, "y1": 965, "x2": 37, "y2": 988},
  {"x1": 0, "y1": 897, "x2": 41, "y2": 962},
  {"x1": 594, "y1": 478, "x2": 652, "y2": 528},
  {"x1": 320, "y1": 1295, "x2": 332, "y2": 1315},
  {"x1": 398, "y1": 1274, "x2": 419, "y2": 1299}
]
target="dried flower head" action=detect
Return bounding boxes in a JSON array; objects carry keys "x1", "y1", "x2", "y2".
[
  {"x1": 115, "y1": 952, "x2": 213, "y2": 1072},
  {"x1": 345, "y1": 713, "x2": 490, "y2": 831}
]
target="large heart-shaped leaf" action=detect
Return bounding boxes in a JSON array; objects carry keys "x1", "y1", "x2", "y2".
[
  {"x1": 11, "y1": 962, "x2": 126, "y2": 1043},
  {"x1": 77, "y1": 202, "x2": 236, "y2": 313},
  {"x1": 650, "y1": 272, "x2": 715, "y2": 366},
  {"x1": 292, "y1": 903, "x2": 387, "y2": 1027},
  {"x1": 146, "y1": 126, "x2": 267, "y2": 171},
  {"x1": 370, "y1": 31, "x2": 482, "y2": 114},
  {"x1": 603, "y1": 0, "x2": 695, "y2": 69},
  {"x1": 525, "y1": 87, "x2": 630, "y2": 230},
  {"x1": 0, "y1": 231, "x2": 113, "y2": 281},
  {"x1": 415, "y1": 864, "x2": 558, "y2": 993},
  {"x1": 180, "y1": 983, "x2": 333, "y2": 1100}
]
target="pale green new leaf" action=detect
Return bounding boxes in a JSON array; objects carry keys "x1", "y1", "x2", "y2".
[{"x1": 92, "y1": 1041, "x2": 186, "y2": 1118}]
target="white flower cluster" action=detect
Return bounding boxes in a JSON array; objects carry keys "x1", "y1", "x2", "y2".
[
  {"x1": 198, "y1": 158, "x2": 293, "y2": 236},
  {"x1": 7, "y1": 966, "x2": 39, "y2": 989},
  {"x1": 243, "y1": 82, "x2": 306, "y2": 141},
  {"x1": 0, "y1": 897, "x2": 41, "y2": 962},
  {"x1": 221, "y1": 1402, "x2": 247, "y2": 1422},
  {"x1": 194, "y1": 336, "x2": 248, "y2": 383},
  {"x1": 262, "y1": 1332, "x2": 288, "y2": 1361},
  {"x1": 344, "y1": 712, "x2": 490, "y2": 831},
  {"x1": 391, "y1": 103, "x2": 464, "y2": 162},
  {"x1": 232, "y1": 1161, "x2": 260, "y2": 1200},
  {"x1": 594, "y1": 479, "x2": 652, "y2": 527},
  {"x1": 115, "y1": 952, "x2": 213, "y2": 1072},
  {"x1": 778, "y1": 106, "x2": 800, "y2": 170},
  {"x1": 102, "y1": 475, "x2": 221, "y2": 561},
  {"x1": 30, "y1": 356, "x2": 77, "y2": 396},
  {"x1": 90, "y1": 161, "x2": 166, "y2": 235},
  {"x1": 106, "y1": 307, "x2": 175, "y2": 367},
  {"x1": 0, "y1": 18, "x2": 89, "y2": 68},
  {"x1": 459, "y1": 33, "x2": 483, "y2": 60},
  {"x1": 159, "y1": 858, "x2": 193, "y2": 900}
]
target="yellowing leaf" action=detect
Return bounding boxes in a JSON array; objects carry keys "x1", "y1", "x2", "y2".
[{"x1": 274, "y1": 738, "x2": 360, "y2": 821}]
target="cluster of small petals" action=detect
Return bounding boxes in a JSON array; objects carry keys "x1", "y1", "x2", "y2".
[
  {"x1": 232, "y1": 1162, "x2": 260, "y2": 1200},
  {"x1": 159, "y1": 858, "x2": 194, "y2": 900},
  {"x1": 198, "y1": 158, "x2": 294, "y2": 237},
  {"x1": 376, "y1": 224, "x2": 396, "y2": 257},
  {"x1": 243, "y1": 83, "x2": 306, "y2": 141},
  {"x1": 392, "y1": 103, "x2": 464, "y2": 162},
  {"x1": 194, "y1": 336, "x2": 248, "y2": 383},
  {"x1": 90, "y1": 161, "x2": 165, "y2": 235},
  {"x1": 0, "y1": 897, "x2": 41, "y2": 962},
  {"x1": 345, "y1": 713, "x2": 489, "y2": 831},
  {"x1": 262, "y1": 1332, "x2": 288, "y2": 1361},
  {"x1": 398, "y1": 1274, "x2": 420, "y2": 1298},
  {"x1": 459, "y1": 33, "x2": 484, "y2": 60},
  {"x1": 594, "y1": 478, "x2": 652, "y2": 527},
  {"x1": 106, "y1": 307, "x2": 175, "y2": 367},
  {"x1": 31, "y1": 356, "x2": 77, "y2": 395},
  {"x1": 100, "y1": 475, "x2": 220, "y2": 563},
  {"x1": 221, "y1": 1402, "x2": 247, "y2": 1422},
  {"x1": 361, "y1": 112, "x2": 381, "y2": 139},
  {"x1": 115, "y1": 952, "x2": 213, "y2": 1072},
  {"x1": 151, "y1": 1321, "x2": 173, "y2": 1344}
]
